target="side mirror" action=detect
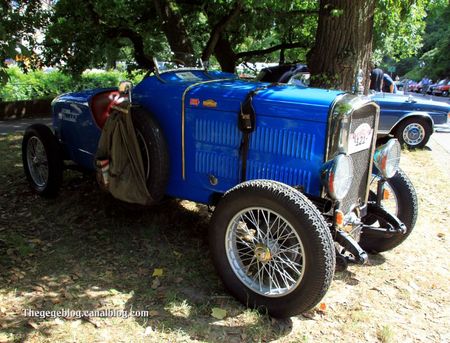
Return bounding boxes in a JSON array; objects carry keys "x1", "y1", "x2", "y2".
[{"x1": 118, "y1": 81, "x2": 132, "y2": 102}]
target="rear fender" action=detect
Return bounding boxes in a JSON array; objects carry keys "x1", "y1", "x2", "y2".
[{"x1": 52, "y1": 88, "x2": 117, "y2": 170}]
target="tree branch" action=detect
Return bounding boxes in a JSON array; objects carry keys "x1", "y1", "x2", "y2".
[
  {"x1": 201, "y1": 1, "x2": 242, "y2": 61},
  {"x1": 235, "y1": 42, "x2": 307, "y2": 60},
  {"x1": 106, "y1": 28, "x2": 154, "y2": 69}
]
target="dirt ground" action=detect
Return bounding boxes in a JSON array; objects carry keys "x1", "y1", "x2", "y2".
[{"x1": 0, "y1": 133, "x2": 449, "y2": 343}]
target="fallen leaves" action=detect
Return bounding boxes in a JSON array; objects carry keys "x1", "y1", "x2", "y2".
[
  {"x1": 211, "y1": 307, "x2": 227, "y2": 320},
  {"x1": 151, "y1": 278, "x2": 161, "y2": 289},
  {"x1": 152, "y1": 268, "x2": 163, "y2": 277}
]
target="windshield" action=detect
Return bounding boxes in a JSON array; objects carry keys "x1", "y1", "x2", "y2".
[{"x1": 153, "y1": 52, "x2": 205, "y2": 74}]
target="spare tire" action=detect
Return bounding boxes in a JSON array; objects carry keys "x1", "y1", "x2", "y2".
[{"x1": 131, "y1": 107, "x2": 170, "y2": 204}]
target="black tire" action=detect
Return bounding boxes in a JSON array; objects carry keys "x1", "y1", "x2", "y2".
[
  {"x1": 131, "y1": 107, "x2": 169, "y2": 204},
  {"x1": 209, "y1": 180, "x2": 335, "y2": 318},
  {"x1": 360, "y1": 168, "x2": 418, "y2": 252},
  {"x1": 442, "y1": 90, "x2": 449, "y2": 97},
  {"x1": 22, "y1": 124, "x2": 63, "y2": 197},
  {"x1": 394, "y1": 117, "x2": 432, "y2": 149}
]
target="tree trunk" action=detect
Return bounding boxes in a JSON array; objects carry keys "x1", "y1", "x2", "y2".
[
  {"x1": 153, "y1": 0, "x2": 194, "y2": 60},
  {"x1": 214, "y1": 36, "x2": 238, "y2": 73},
  {"x1": 307, "y1": 0, "x2": 376, "y2": 93}
]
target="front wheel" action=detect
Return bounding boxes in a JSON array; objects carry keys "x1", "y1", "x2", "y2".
[
  {"x1": 360, "y1": 168, "x2": 418, "y2": 252},
  {"x1": 394, "y1": 117, "x2": 432, "y2": 149},
  {"x1": 209, "y1": 180, "x2": 335, "y2": 318}
]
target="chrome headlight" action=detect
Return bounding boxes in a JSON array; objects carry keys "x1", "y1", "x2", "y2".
[
  {"x1": 321, "y1": 154, "x2": 354, "y2": 201},
  {"x1": 373, "y1": 139, "x2": 401, "y2": 179}
]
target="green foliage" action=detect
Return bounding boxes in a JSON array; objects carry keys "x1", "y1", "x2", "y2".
[
  {"x1": 0, "y1": 1, "x2": 50, "y2": 84},
  {"x1": 0, "y1": 67, "x2": 145, "y2": 101},
  {"x1": 373, "y1": 0, "x2": 429, "y2": 62},
  {"x1": 385, "y1": 0, "x2": 449, "y2": 80},
  {"x1": 419, "y1": 1, "x2": 450, "y2": 79}
]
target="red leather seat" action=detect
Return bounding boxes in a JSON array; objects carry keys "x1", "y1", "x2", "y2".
[{"x1": 91, "y1": 90, "x2": 121, "y2": 128}]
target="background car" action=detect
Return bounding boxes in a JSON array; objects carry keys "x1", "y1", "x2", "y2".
[
  {"x1": 371, "y1": 92, "x2": 449, "y2": 148},
  {"x1": 433, "y1": 80, "x2": 450, "y2": 97},
  {"x1": 257, "y1": 64, "x2": 450, "y2": 148}
]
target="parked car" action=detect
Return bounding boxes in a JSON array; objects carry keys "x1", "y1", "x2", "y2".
[
  {"x1": 407, "y1": 81, "x2": 418, "y2": 92},
  {"x1": 427, "y1": 79, "x2": 445, "y2": 94},
  {"x1": 258, "y1": 65, "x2": 450, "y2": 149},
  {"x1": 433, "y1": 80, "x2": 450, "y2": 97},
  {"x1": 371, "y1": 92, "x2": 449, "y2": 148},
  {"x1": 22, "y1": 57, "x2": 417, "y2": 318}
]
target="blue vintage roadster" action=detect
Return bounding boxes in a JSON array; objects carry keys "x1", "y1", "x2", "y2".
[{"x1": 22, "y1": 59, "x2": 417, "y2": 317}]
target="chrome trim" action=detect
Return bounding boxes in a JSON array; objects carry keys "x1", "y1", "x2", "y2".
[
  {"x1": 363, "y1": 103, "x2": 380, "y2": 205},
  {"x1": 323, "y1": 93, "x2": 380, "y2": 210}
]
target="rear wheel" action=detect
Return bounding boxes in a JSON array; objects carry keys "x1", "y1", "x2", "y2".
[
  {"x1": 394, "y1": 117, "x2": 431, "y2": 149},
  {"x1": 131, "y1": 108, "x2": 170, "y2": 203},
  {"x1": 209, "y1": 180, "x2": 335, "y2": 318},
  {"x1": 22, "y1": 124, "x2": 63, "y2": 197}
]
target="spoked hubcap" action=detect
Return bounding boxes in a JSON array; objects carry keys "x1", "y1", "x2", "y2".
[
  {"x1": 26, "y1": 136, "x2": 49, "y2": 188},
  {"x1": 403, "y1": 123, "x2": 425, "y2": 146},
  {"x1": 225, "y1": 207, "x2": 305, "y2": 297}
]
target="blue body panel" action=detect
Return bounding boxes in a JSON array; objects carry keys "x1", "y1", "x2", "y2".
[
  {"x1": 370, "y1": 93, "x2": 449, "y2": 132},
  {"x1": 52, "y1": 70, "x2": 343, "y2": 205}
]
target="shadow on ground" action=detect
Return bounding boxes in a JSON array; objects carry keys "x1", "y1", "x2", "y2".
[{"x1": 0, "y1": 135, "x2": 294, "y2": 342}]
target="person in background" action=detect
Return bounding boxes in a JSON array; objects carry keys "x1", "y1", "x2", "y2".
[
  {"x1": 420, "y1": 76, "x2": 431, "y2": 94},
  {"x1": 370, "y1": 64, "x2": 384, "y2": 92},
  {"x1": 382, "y1": 73, "x2": 397, "y2": 93}
]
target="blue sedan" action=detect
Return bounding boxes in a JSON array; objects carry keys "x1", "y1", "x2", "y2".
[{"x1": 371, "y1": 92, "x2": 449, "y2": 148}]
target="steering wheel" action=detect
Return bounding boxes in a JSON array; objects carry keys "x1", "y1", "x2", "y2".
[{"x1": 172, "y1": 58, "x2": 186, "y2": 67}]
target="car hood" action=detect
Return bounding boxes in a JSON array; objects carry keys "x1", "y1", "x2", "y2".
[
  {"x1": 370, "y1": 93, "x2": 450, "y2": 113},
  {"x1": 186, "y1": 79, "x2": 344, "y2": 123}
]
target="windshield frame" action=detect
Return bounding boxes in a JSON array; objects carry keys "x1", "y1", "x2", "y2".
[{"x1": 153, "y1": 57, "x2": 207, "y2": 76}]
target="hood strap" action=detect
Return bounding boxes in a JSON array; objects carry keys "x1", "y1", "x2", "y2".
[{"x1": 239, "y1": 83, "x2": 277, "y2": 182}]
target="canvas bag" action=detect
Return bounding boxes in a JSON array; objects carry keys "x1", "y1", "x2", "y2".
[{"x1": 96, "y1": 103, "x2": 152, "y2": 205}]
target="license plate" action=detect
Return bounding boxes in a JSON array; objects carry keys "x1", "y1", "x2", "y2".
[{"x1": 348, "y1": 123, "x2": 373, "y2": 154}]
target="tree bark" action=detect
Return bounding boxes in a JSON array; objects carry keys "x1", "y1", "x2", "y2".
[
  {"x1": 153, "y1": 0, "x2": 194, "y2": 59},
  {"x1": 307, "y1": 0, "x2": 376, "y2": 93}
]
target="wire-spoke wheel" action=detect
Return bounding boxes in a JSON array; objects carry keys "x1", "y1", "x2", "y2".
[
  {"x1": 26, "y1": 136, "x2": 49, "y2": 188},
  {"x1": 225, "y1": 207, "x2": 306, "y2": 297},
  {"x1": 22, "y1": 124, "x2": 63, "y2": 197},
  {"x1": 210, "y1": 180, "x2": 335, "y2": 318}
]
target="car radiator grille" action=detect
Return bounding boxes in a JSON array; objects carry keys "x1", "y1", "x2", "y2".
[{"x1": 340, "y1": 107, "x2": 377, "y2": 214}]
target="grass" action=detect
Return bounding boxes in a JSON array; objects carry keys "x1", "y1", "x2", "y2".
[{"x1": 0, "y1": 133, "x2": 449, "y2": 342}]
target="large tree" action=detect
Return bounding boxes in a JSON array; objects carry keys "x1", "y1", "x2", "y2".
[
  {"x1": 40, "y1": 0, "x2": 319, "y2": 74},
  {"x1": 2, "y1": 0, "x2": 433, "y2": 84},
  {"x1": 307, "y1": 0, "x2": 376, "y2": 93}
]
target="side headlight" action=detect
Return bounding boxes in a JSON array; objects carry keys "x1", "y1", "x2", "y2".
[
  {"x1": 321, "y1": 154, "x2": 353, "y2": 201},
  {"x1": 373, "y1": 139, "x2": 401, "y2": 179}
]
